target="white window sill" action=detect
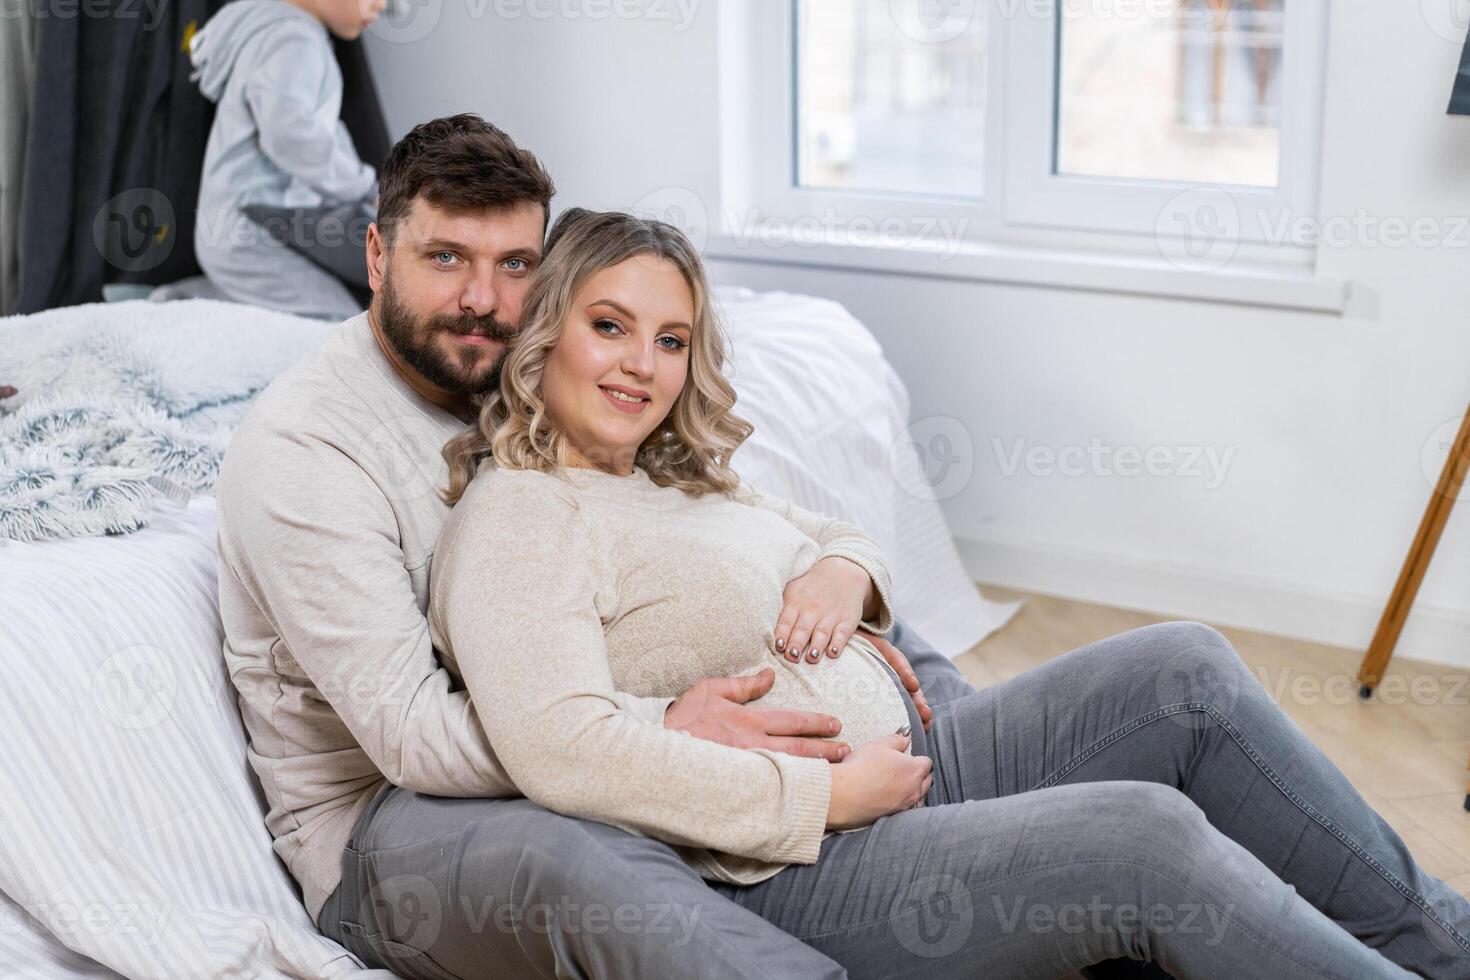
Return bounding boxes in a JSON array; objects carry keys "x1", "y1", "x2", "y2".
[{"x1": 703, "y1": 230, "x2": 1349, "y2": 315}]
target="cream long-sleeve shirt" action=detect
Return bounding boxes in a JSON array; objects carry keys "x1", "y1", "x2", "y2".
[
  {"x1": 428, "y1": 463, "x2": 904, "y2": 885},
  {"x1": 215, "y1": 312, "x2": 898, "y2": 921},
  {"x1": 215, "y1": 314, "x2": 681, "y2": 922}
]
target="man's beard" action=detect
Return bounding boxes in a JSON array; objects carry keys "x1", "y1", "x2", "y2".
[{"x1": 376, "y1": 272, "x2": 516, "y2": 396}]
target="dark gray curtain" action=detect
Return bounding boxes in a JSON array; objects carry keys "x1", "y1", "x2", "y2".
[
  {"x1": 1450, "y1": 28, "x2": 1470, "y2": 115},
  {"x1": 14, "y1": 0, "x2": 391, "y2": 314},
  {"x1": 334, "y1": 35, "x2": 392, "y2": 171}
]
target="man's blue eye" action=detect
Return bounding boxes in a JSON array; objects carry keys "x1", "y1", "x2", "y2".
[
  {"x1": 433, "y1": 252, "x2": 455, "y2": 264},
  {"x1": 505, "y1": 258, "x2": 525, "y2": 271}
]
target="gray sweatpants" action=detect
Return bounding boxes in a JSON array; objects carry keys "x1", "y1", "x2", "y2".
[{"x1": 316, "y1": 620, "x2": 1470, "y2": 978}]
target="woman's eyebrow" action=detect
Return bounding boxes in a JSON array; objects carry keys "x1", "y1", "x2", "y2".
[
  {"x1": 589, "y1": 298, "x2": 637, "y2": 320},
  {"x1": 589, "y1": 299, "x2": 691, "y2": 332}
]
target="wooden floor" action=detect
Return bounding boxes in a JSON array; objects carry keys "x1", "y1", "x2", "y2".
[{"x1": 953, "y1": 585, "x2": 1470, "y2": 900}]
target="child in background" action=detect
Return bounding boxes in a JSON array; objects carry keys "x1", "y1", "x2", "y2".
[{"x1": 189, "y1": 0, "x2": 386, "y2": 318}]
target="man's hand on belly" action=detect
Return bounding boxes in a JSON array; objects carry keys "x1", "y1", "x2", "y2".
[
  {"x1": 664, "y1": 666, "x2": 852, "y2": 762},
  {"x1": 859, "y1": 630, "x2": 933, "y2": 731}
]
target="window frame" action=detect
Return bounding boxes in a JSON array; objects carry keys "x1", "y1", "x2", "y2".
[
  {"x1": 718, "y1": 0, "x2": 1004, "y2": 253},
  {"x1": 1002, "y1": 0, "x2": 1330, "y2": 242},
  {"x1": 716, "y1": 0, "x2": 1333, "y2": 263}
]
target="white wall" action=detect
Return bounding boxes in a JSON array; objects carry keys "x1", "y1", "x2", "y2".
[{"x1": 364, "y1": 2, "x2": 1470, "y2": 668}]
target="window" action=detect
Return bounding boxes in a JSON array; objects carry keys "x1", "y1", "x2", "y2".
[
  {"x1": 725, "y1": 0, "x2": 1328, "y2": 260},
  {"x1": 796, "y1": 0, "x2": 988, "y2": 198},
  {"x1": 1055, "y1": 0, "x2": 1285, "y2": 188}
]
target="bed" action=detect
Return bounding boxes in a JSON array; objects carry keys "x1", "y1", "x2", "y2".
[{"x1": 0, "y1": 292, "x2": 1016, "y2": 977}]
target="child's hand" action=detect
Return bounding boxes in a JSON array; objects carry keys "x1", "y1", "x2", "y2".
[{"x1": 774, "y1": 556, "x2": 872, "y2": 664}]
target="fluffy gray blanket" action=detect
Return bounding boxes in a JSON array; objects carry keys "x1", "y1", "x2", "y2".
[{"x1": 0, "y1": 299, "x2": 332, "y2": 542}]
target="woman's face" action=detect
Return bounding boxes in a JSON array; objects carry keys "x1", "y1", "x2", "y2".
[{"x1": 541, "y1": 255, "x2": 694, "y2": 474}]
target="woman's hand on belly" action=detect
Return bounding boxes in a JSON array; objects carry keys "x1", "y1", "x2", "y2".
[
  {"x1": 826, "y1": 728, "x2": 933, "y2": 831},
  {"x1": 775, "y1": 556, "x2": 874, "y2": 664}
]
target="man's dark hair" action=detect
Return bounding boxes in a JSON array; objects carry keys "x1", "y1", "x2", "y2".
[{"x1": 376, "y1": 114, "x2": 555, "y2": 245}]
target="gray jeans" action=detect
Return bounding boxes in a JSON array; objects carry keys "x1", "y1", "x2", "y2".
[{"x1": 317, "y1": 621, "x2": 1470, "y2": 978}]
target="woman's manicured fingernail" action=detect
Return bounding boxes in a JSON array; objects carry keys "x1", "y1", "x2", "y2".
[
  {"x1": 775, "y1": 637, "x2": 785, "y2": 651},
  {"x1": 895, "y1": 724, "x2": 911, "y2": 736},
  {"x1": 807, "y1": 652, "x2": 819, "y2": 663},
  {"x1": 829, "y1": 645, "x2": 839, "y2": 656}
]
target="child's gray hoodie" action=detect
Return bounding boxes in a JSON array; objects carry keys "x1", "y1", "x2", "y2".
[{"x1": 190, "y1": 0, "x2": 375, "y2": 317}]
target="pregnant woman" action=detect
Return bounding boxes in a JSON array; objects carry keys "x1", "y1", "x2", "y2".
[{"x1": 428, "y1": 208, "x2": 1470, "y2": 978}]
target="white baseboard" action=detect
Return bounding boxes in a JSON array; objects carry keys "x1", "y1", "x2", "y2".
[{"x1": 954, "y1": 531, "x2": 1470, "y2": 673}]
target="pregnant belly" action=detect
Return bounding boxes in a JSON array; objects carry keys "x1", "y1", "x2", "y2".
[{"x1": 751, "y1": 635, "x2": 912, "y2": 753}]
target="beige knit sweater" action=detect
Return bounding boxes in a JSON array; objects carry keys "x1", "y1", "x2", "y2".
[{"x1": 428, "y1": 463, "x2": 905, "y2": 885}]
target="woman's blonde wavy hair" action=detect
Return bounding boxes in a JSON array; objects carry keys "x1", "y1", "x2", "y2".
[{"x1": 442, "y1": 208, "x2": 752, "y2": 504}]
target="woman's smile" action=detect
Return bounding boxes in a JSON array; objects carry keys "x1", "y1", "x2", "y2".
[{"x1": 600, "y1": 383, "x2": 651, "y2": 413}]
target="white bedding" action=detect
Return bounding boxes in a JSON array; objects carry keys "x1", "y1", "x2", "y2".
[
  {"x1": 0, "y1": 498, "x2": 390, "y2": 978},
  {"x1": 0, "y1": 291, "x2": 1015, "y2": 977},
  {"x1": 716, "y1": 287, "x2": 1018, "y2": 654}
]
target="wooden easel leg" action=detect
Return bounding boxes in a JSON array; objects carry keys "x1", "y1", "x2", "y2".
[{"x1": 1357, "y1": 405, "x2": 1470, "y2": 697}]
